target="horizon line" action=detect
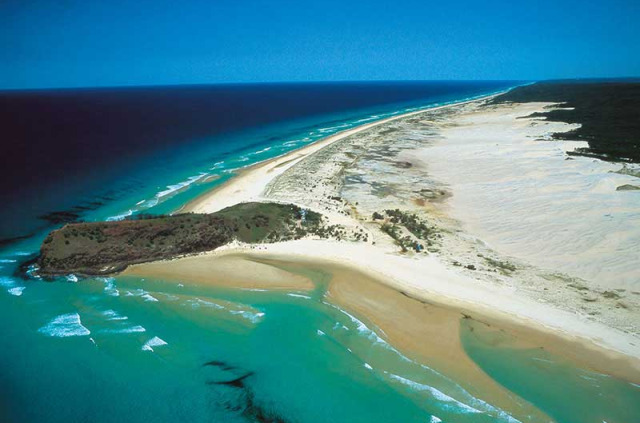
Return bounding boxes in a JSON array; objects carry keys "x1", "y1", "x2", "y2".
[{"x1": 2, "y1": 77, "x2": 640, "y2": 93}]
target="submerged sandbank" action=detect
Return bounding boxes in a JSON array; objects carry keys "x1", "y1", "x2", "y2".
[
  {"x1": 126, "y1": 248, "x2": 640, "y2": 422},
  {"x1": 127, "y1": 245, "x2": 640, "y2": 383}
]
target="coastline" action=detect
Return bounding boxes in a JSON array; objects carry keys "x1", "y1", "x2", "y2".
[
  {"x1": 125, "y1": 92, "x2": 640, "y2": 413},
  {"x1": 124, "y1": 244, "x2": 639, "y2": 422},
  {"x1": 124, "y1": 240, "x2": 640, "y2": 382},
  {"x1": 181, "y1": 93, "x2": 505, "y2": 214}
]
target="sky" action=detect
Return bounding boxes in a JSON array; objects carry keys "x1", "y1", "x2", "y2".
[{"x1": 1, "y1": 0, "x2": 639, "y2": 89}]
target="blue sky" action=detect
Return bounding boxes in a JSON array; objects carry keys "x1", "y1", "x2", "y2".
[{"x1": 1, "y1": 0, "x2": 639, "y2": 89}]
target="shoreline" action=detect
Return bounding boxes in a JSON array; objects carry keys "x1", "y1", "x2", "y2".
[
  {"x1": 181, "y1": 92, "x2": 505, "y2": 214},
  {"x1": 123, "y1": 244, "x2": 640, "y2": 423},
  {"x1": 129, "y1": 92, "x2": 640, "y2": 393},
  {"x1": 124, "y1": 241, "x2": 640, "y2": 383}
]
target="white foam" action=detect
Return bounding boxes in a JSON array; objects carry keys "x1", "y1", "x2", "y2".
[
  {"x1": 155, "y1": 172, "x2": 207, "y2": 200},
  {"x1": 100, "y1": 277, "x2": 120, "y2": 297},
  {"x1": 102, "y1": 309, "x2": 128, "y2": 321},
  {"x1": 251, "y1": 146, "x2": 272, "y2": 155},
  {"x1": 25, "y1": 264, "x2": 41, "y2": 280},
  {"x1": 0, "y1": 259, "x2": 16, "y2": 263},
  {"x1": 388, "y1": 374, "x2": 481, "y2": 414},
  {"x1": 325, "y1": 302, "x2": 388, "y2": 347},
  {"x1": 287, "y1": 293, "x2": 311, "y2": 299},
  {"x1": 106, "y1": 209, "x2": 133, "y2": 222},
  {"x1": 230, "y1": 310, "x2": 265, "y2": 324},
  {"x1": 38, "y1": 313, "x2": 90, "y2": 338},
  {"x1": 141, "y1": 293, "x2": 159, "y2": 302},
  {"x1": 142, "y1": 336, "x2": 167, "y2": 352},
  {"x1": 389, "y1": 371, "x2": 521, "y2": 422},
  {"x1": 187, "y1": 298, "x2": 224, "y2": 309},
  {"x1": 66, "y1": 274, "x2": 78, "y2": 283},
  {"x1": 106, "y1": 325, "x2": 146, "y2": 334},
  {"x1": 8, "y1": 287, "x2": 25, "y2": 296}
]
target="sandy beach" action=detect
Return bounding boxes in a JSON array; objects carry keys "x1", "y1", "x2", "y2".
[{"x1": 129, "y1": 95, "x2": 640, "y2": 390}]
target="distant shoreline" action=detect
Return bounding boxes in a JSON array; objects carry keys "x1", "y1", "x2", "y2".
[{"x1": 182, "y1": 92, "x2": 506, "y2": 214}]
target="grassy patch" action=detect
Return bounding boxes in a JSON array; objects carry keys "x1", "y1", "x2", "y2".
[
  {"x1": 39, "y1": 202, "x2": 325, "y2": 276},
  {"x1": 484, "y1": 257, "x2": 517, "y2": 274}
]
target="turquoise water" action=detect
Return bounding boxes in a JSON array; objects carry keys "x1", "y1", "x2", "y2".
[
  {"x1": 460, "y1": 320, "x2": 640, "y2": 423},
  {"x1": 1, "y1": 85, "x2": 639, "y2": 422},
  {"x1": 0, "y1": 271, "x2": 521, "y2": 423}
]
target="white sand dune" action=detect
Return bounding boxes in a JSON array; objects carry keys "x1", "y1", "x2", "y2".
[{"x1": 420, "y1": 103, "x2": 640, "y2": 291}]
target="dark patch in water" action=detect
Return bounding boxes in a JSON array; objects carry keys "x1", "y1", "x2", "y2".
[
  {"x1": 243, "y1": 391, "x2": 288, "y2": 423},
  {"x1": 203, "y1": 360, "x2": 227, "y2": 367},
  {"x1": 208, "y1": 372, "x2": 254, "y2": 389},
  {"x1": 0, "y1": 233, "x2": 35, "y2": 247},
  {"x1": 15, "y1": 254, "x2": 41, "y2": 281},
  {"x1": 204, "y1": 360, "x2": 239, "y2": 372},
  {"x1": 38, "y1": 210, "x2": 82, "y2": 225},
  {"x1": 203, "y1": 360, "x2": 288, "y2": 423}
]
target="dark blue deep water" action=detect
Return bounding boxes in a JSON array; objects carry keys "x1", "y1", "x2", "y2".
[{"x1": 0, "y1": 81, "x2": 515, "y2": 241}]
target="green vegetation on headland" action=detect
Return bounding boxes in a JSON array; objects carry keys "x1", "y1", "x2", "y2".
[
  {"x1": 38, "y1": 202, "x2": 324, "y2": 276},
  {"x1": 493, "y1": 80, "x2": 640, "y2": 162}
]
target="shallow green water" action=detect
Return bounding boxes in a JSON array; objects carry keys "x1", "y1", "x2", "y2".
[
  {"x1": 0, "y1": 266, "x2": 510, "y2": 422},
  {"x1": 2, "y1": 256, "x2": 640, "y2": 422},
  {"x1": 460, "y1": 319, "x2": 640, "y2": 423}
]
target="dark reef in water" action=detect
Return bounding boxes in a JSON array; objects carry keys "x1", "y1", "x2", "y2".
[
  {"x1": 204, "y1": 360, "x2": 287, "y2": 423},
  {"x1": 38, "y1": 202, "x2": 326, "y2": 276},
  {"x1": 38, "y1": 210, "x2": 82, "y2": 225},
  {"x1": 493, "y1": 80, "x2": 640, "y2": 163},
  {"x1": 209, "y1": 372, "x2": 255, "y2": 388},
  {"x1": 0, "y1": 233, "x2": 35, "y2": 247}
]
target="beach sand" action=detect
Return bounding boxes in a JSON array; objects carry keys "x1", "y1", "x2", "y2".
[
  {"x1": 128, "y1": 95, "x2": 640, "y2": 408},
  {"x1": 124, "y1": 250, "x2": 313, "y2": 291},
  {"x1": 126, "y1": 248, "x2": 639, "y2": 421}
]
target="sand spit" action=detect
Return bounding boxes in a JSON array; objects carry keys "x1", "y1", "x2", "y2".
[
  {"x1": 133, "y1": 96, "x2": 640, "y2": 382},
  {"x1": 124, "y1": 250, "x2": 313, "y2": 291},
  {"x1": 128, "y1": 246, "x2": 639, "y2": 423}
]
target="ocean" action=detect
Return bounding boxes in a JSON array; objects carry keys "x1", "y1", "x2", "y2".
[
  {"x1": 0, "y1": 81, "x2": 637, "y2": 423},
  {"x1": 0, "y1": 81, "x2": 513, "y2": 241}
]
